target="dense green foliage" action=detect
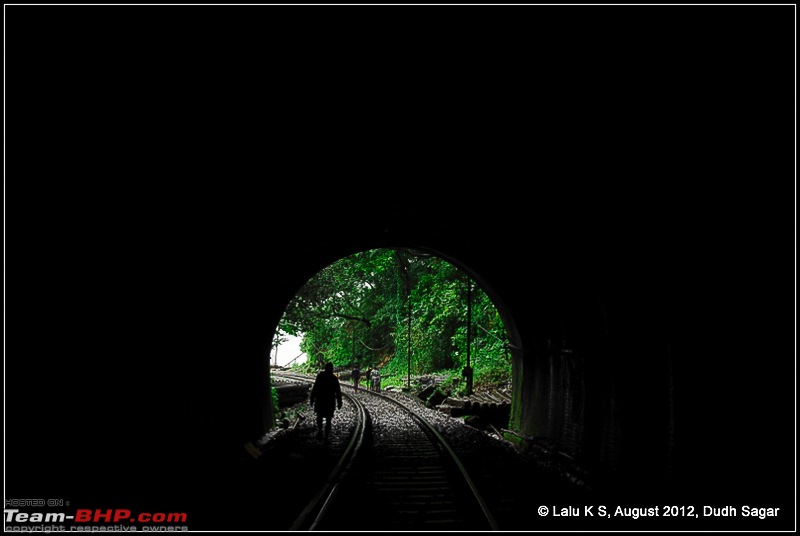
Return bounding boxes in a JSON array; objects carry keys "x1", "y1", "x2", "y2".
[{"x1": 276, "y1": 249, "x2": 511, "y2": 391}]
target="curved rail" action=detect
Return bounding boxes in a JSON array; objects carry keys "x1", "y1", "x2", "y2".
[
  {"x1": 307, "y1": 394, "x2": 367, "y2": 531},
  {"x1": 287, "y1": 388, "x2": 367, "y2": 531},
  {"x1": 368, "y1": 389, "x2": 499, "y2": 531}
]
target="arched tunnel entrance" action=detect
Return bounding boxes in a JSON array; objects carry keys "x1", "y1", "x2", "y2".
[
  {"x1": 250, "y1": 241, "x2": 666, "y2": 498},
  {"x1": 266, "y1": 247, "x2": 524, "y2": 433},
  {"x1": 231, "y1": 239, "x2": 685, "y2": 530}
]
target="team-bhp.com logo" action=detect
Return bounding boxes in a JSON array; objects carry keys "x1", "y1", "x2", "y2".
[
  {"x1": 5, "y1": 508, "x2": 189, "y2": 531},
  {"x1": 5, "y1": 509, "x2": 187, "y2": 523},
  {"x1": 74, "y1": 511, "x2": 187, "y2": 523}
]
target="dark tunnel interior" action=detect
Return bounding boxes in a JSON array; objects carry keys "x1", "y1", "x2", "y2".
[
  {"x1": 7, "y1": 188, "x2": 794, "y2": 529},
  {"x1": 5, "y1": 6, "x2": 794, "y2": 532}
]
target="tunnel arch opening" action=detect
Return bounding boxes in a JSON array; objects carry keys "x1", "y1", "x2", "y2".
[
  {"x1": 265, "y1": 245, "x2": 525, "y2": 432},
  {"x1": 244, "y1": 235, "x2": 680, "y2": 500}
]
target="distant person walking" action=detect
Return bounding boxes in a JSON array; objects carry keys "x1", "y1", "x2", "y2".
[
  {"x1": 352, "y1": 366, "x2": 362, "y2": 391},
  {"x1": 371, "y1": 368, "x2": 381, "y2": 393},
  {"x1": 310, "y1": 362, "x2": 342, "y2": 440}
]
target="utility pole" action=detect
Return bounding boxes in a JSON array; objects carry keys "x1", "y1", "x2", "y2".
[
  {"x1": 407, "y1": 295, "x2": 411, "y2": 389},
  {"x1": 465, "y1": 277, "x2": 474, "y2": 396},
  {"x1": 394, "y1": 250, "x2": 411, "y2": 389},
  {"x1": 467, "y1": 280, "x2": 471, "y2": 371}
]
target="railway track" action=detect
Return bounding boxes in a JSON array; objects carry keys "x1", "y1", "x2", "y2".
[{"x1": 273, "y1": 371, "x2": 498, "y2": 531}]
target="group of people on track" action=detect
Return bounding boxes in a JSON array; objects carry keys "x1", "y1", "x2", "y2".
[{"x1": 350, "y1": 365, "x2": 380, "y2": 393}]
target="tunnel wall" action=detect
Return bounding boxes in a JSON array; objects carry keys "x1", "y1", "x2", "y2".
[{"x1": 508, "y1": 277, "x2": 677, "y2": 492}]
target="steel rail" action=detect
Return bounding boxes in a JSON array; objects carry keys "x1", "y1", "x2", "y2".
[
  {"x1": 288, "y1": 390, "x2": 367, "y2": 531},
  {"x1": 367, "y1": 389, "x2": 499, "y2": 531}
]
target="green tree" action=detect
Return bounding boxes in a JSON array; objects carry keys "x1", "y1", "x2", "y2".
[{"x1": 277, "y1": 249, "x2": 511, "y2": 389}]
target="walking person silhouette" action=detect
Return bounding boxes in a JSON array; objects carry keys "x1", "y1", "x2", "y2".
[{"x1": 309, "y1": 362, "x2": 342, "y2": 440}]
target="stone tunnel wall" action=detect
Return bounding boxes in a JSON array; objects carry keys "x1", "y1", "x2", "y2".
[{"x1": 508, "y1": 284, "x2": 676, "y2": 492}]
